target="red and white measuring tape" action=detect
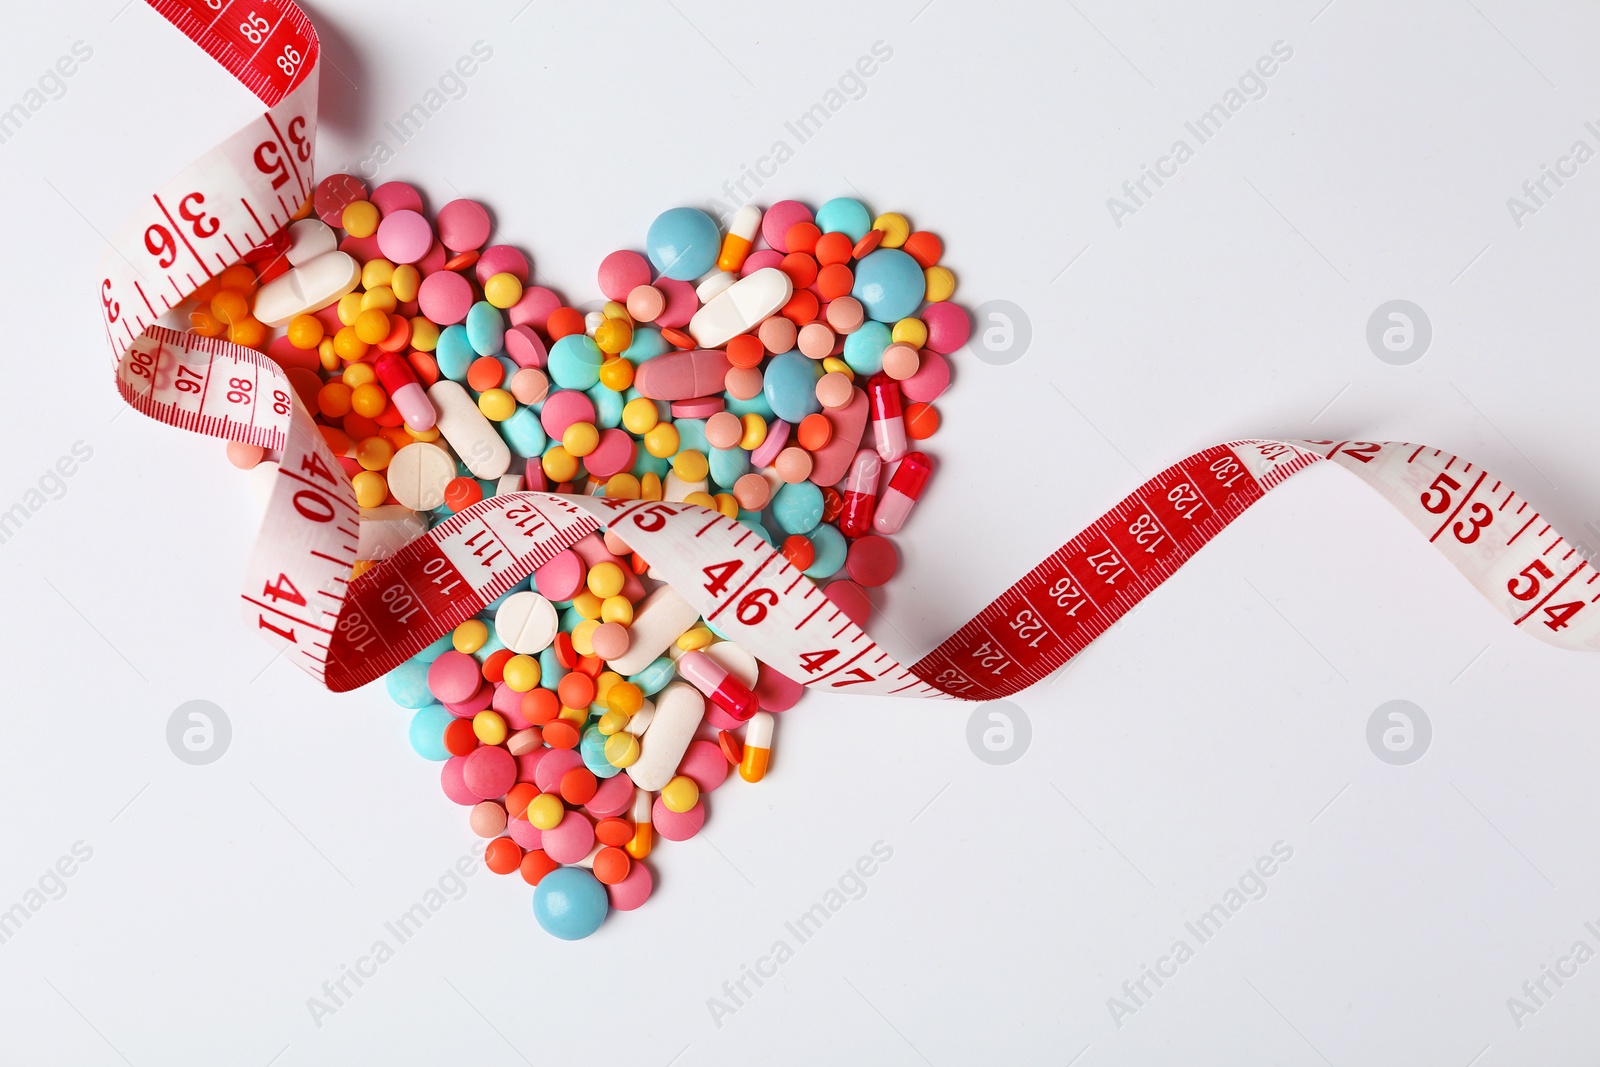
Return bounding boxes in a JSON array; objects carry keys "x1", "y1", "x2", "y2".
[{"x1": 100, "y1": 0, "x2": 1600, "y2": 698}]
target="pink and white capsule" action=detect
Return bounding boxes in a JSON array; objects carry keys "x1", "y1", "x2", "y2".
[
  {"x1": 375, "y1": 353, "x2": 438, "y2": 430},
  {"x1": 867, "y1": 373, "x2": 907, "y2": 463},
  {"x1": 873, "y1": 451, "x2": 933, "y2": 535}
]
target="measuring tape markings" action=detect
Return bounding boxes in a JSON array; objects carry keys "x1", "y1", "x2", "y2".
[{"x1": 99, "y1": 0, "x2": 1600, "y2": 702}]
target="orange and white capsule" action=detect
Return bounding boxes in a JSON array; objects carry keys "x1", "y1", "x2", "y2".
[
  {"x1": 625, "y1": 786, "x2": 653, "y2": 859},
  {"x1": 739, "y1": 711, "x2": 774, "y2": 782},
  {"x1": 717, "y1": 204, "x2": 762, "y2": 272}
]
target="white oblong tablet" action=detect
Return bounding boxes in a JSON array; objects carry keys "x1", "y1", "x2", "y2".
[
  {"x1": 286, "y1": 218, "x2": 338, "y2": 265},
  {"x1": 428, "y1": 380, "x2": 511, "y2": 479},
  {"x1": 494, "y1": 591, "x2": 558, "y2": 654},
  {"x1": 253, "y1": 250, "x2": 361, "y2": 326},
  {"x1": 627, "y1": 681, "x2": 705, "y2": 791},
  {"x1": 357, "y1": 504, "x2": 426, "y2": 560},
  {"x1": 688, "y1": 267, "x2": 793, "y2": 347},
  {"x1": 607, "y1": 586, "x2": 702, "y2": 675},
  {"x1": 386, "y1": 442, "x2": 456, "y2": 511}
]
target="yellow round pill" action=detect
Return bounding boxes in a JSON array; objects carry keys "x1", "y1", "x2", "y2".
[
  {"x1": 351, "y1": 382, "x2": 387, "y2": 417},
  {"x1": 342, "y1": 361, "x2": 377, "y2": 388},
  {"x1": 924, "y1": 265, "x2": 956, "y2": 302},
  {"x1": 587, "y1": 562, "x2": 625, "y2": 599},
  {"x1": 600, "y1": 595, "x2": 633, "y2": 626},
  {"x1": 605, "y1": 473, "x2": 641, "y2": 500},
  {"x1": 478, "y1": 388, "x2": 516, "y2": 422},
  {"x1": 286, "y1": 314, "x2": 324, "y2": 349},
  {"x1": 337, "y1": 292, "x2": 363, "y2": 326},
  {"x1": 409, "y1": 317, "x2": 439, "y2": 351},
  {"x1": 821, "y1": 356, "x2": 853, "y2": 379},
  {"x1": 672, "y1": 449, "x2": 709, "y2": 482},
  {"x1": 661, "y1": 775, "x2": 700, "y2": 814},
  {"x1": 391, "y1": 264, "x2": 421, "y2": 303},
  {"x1": 602, "y1": 301, "x2": 633, "y2": 324},
  {"x1": 563, "y1": 421, "x2": 600, "y2": 457},
  {"x1": 528, "y1": 793, "x2": 565, "y2": 830},
  {"x1": 361, "y1": 286, "x2": 397, "y2": 313},
  {"x1": 502, "y1": 654, "x2": 540, "y2": 692},
  {"x1": 571, "y1": 591, "x2": 603, "y2": 620},
  {"x1": 606, "y1": 681, "x2": 644, "y2": 715},
  {"x1": 597, "y1": 356, "x2": 634, "y2": 391},
  {"x1": 483, "y1": 272, "x2": 523, "y2": 309},
  {"x1": 317, "y1": 381, "x2": 352, "y2": 418},
  {"x1": 342, "y1": 200, "x2": 380, "y2": 238},
  {"x1": 572, "y1": 618, "x2": 600, "y2": 657},
  {"x1": 472, "y1": 710, "x2": 507, "y2": 746},
  {"x1": 333, "y1": 326, "x2": 369, "y2": 362},
  {"x1": 892, "y1": 318, "x2": 928, "y2": 349},
  {"x1": 873, "y1": 212, "x2": 910, "y2": 248},
  {"x1": 640, "y1": 472, "x2": 662, "y2": 501},
  {"x1": 355, "y1": 435, "x2": 393, "y2": 471},
  {"x1": 604, "y1": 732, "x2": 640, "y2": 768},
  {"x1": 683, "y1": 491, "x2": 716, "y2": 510},
  {"x1": 597, "y1": 710, "x2": 629, "y2": 736},
  {"x1": 361, "y1": 258, "x2": 395, "y2": 290},
  {"x1": 543, "y1": 445, "x2": 579, "y2": 482},
  {"x1": 594, "y1": 672, "x2": 621, "y2": 704},
  {"x1": 351, "y1": 470, "x2": 388, "y2": 508},
  {"x1": 739, "y1": 413, "x2": 767, "y2": 451},
  {"x1": 643, "y1": 423, "x2": 679, "y2": 459},
  {"x1": 622, "y1": 397, "x2": 659, "y2": 434},
  {"x1": 453, "y1": 619, "x2": 488, "y2": 654},
  {"x1": 594, "y1": 318, "x2": 633, "y2": 355},
  {"x1": 354, "y1": 308, "x2": 391, "y2": 344}
]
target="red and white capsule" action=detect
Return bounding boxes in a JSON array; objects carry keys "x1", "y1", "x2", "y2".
[
  {"x1": 676, "y1": 650, "x2": 760, "y2": 722},
  {"x1": 867, "y1": 373, "x2": 907, "y2": 463}
]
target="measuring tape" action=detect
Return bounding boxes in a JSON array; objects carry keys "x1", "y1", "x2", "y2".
[{"x1": 100, "y1": 0, "x2": 1600, "y2": 699}]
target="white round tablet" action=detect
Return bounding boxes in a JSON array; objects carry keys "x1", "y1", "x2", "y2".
[
  {"x1": 494, "y1": 591, "x2": 559, "y2": 655},
  {"x1": 387, "y1": 442, "x2": 456, "y2": 511}
]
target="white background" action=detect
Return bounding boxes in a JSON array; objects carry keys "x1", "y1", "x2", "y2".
[{"x1": 3, "y1": 0, "x2": 1600, "y2": 1063}]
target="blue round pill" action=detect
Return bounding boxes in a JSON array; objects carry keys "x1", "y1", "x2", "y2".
[
  {"x1": 804, "y1": 522, "x2": 848, "y2": 579},
  {"x1": 815, "y1": 197, "x2": 871, "y2": 241},
  {"x1": 763, "y1": 350, "x2": 823, "y2": 423},
  {"x1": 532, "y1": 866, "x2": 609, "y2": 940},
  {"x1": 852, "y1": 248, "x2": 926, "y2": 322},
  {"x1": 548, "y1": 333, "x2": 604, "y2": 390},
  {"x1": 624, "y1": 325, "x2": 669, "y2": 363},
  {"x1": 772, "y1": 480, "x2": 824, "y2": 535},
  {"x1": 646, "y1": 207, "x2": 720, "y2": 280},
  {"x1": 580, "y1": 725, "x2": 622, "y2": 778},
  {"x1": 842, "y1": 320, "x2": 892, "y2": 375},
  {"x1": 385, "y1": 657, "x2": 435, "y2": 709},
  {"x1": 465, "y1": 301, "x2": 505, "y2": 356},
  {"x1": 408, "y1": 705, "x2": 454, "y2": 760},
  {"x1": 435, "y1": 324, "x2": 476, "y2": 383}
]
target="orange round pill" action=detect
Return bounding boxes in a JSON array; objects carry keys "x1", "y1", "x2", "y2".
[
  {"x1": 554, "y1": 632, "x2": 578, "y2": 669},
  {"x1": 783, "y1": 535, "x2": 815, "y2": 570},
  {"x1": 903, "y1": 231, "x2": 943, "y2": 268},
  {"x1": 726, "y1": 334, "x2": 765, "y2": 369},
  {"x1": 484, "y1": 837, "x2": 522, "y2": 875},
  {"x1": 576, "y1": 654, "x2": 604, "y2": 678},
  {"x1": 541, "y1": 720, "x2": 580, "y2": 750},
  {"x1": 661, "y1": 327, "x2": 695, "y2": 349},
  {"x1": 718, "y1": 729, "x2": 744, "y2": 765},
  {"x1": 445, "y1": 250, "x2": 481, "y2": 273},
  {"x1": 780, "y1": 252, "x2": 818, "y2": 290},
  {"x1": 851, "y1": 228, "x2": 884, "y2": 259},
  {"x1": 444, "y1": 476, "x2": 482, "y2": 511},
  {"x1": 785, "y1": 221, "x2": 820, "y2": 255},
  {"x1": 815, "y1": 231, "x2": 853, "y2": 266},
  {"x1": 821, "y1": 486, "x2": 844, "y2": 522},
  {"x1": 546, "y1": 306, "x2": 585, "y2": 339},
  {"x1": 592, "y1": 846, "x2": 631, "y2": 886},
  {"x1": 467, "y1": 356, "x2": 505, "y2": 392},
  {"x1": 781, "y1": 289, "x2": 819, "y2": 325},
  {"x1": 797, "y1": 413, "x2": 833, "y2": 451},
  {"x1": 481, "y1": 648, "x2": 515, "y2": 683},
  {"x1": 558, "y1": 671, "x2": 596, "y2": 709},
  {"x1": 905, "y1": 401, "x2": 940, "y2": 440},
  {"x1": 505, "y1": 782, "x2": 539, "y2": 820},
  {"x1": 522, "y1": 688, "x2": 560, "y2": 726},
  {"x1": 816, "y1": 263, "x2": 854, "y2": 301},
  {"x1": 520, "y1": 849, "x2": 560, "y2": 885},
  {"x1": 595, "y1": 817, "x2": 633, "y2": 847},
  {"x1": 407, "y1": 350, "x2": 440, "y2": 387},
  {"x1": 443, "y1": 718, "x2": 477, "y2": 756},
  {"x1": 560, "y1": 767, "x2": 598, "y2": 805}
]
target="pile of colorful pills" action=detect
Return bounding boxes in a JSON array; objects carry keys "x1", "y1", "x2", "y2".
[{"x1": 199, "y1": 178, "x2": 965, "y2": 938}]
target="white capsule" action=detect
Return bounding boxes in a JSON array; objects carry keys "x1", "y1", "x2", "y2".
[
  {"x1": 427, "y1": 380, "x2": 510, "y2": 479},
  {"x1": 252, "y1": 250, "x2": 360, "y2": 326},
  {"x1": 688, "y1": 267, "x2": 793, "y2": 347},
  {"x1": 606, "y1": 586, "x2": 702, "y2": 675}
]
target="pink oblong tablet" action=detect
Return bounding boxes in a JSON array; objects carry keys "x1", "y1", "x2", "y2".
[
  {"x1": 671, "y1": 397, "x2": 725, "y2": 419},
  {"x1": 762, "y1": 200, "x2": 813, "y2": 253},
  {"x1": 901, "y1": 349, "x2": 950, "y2": 403},
  {"x1": 535, "y1": 549, "x2": 587, "y2": 601},
  {"x1": 756, "y1": 662, "x2": 804, "y2": 712},
  {"x1": 417, "y1": 270, "x2": 473, "y2": 325},
  {"x1": 584, "y1": 428, "x2": 637, "y2": 480},
  {"x1": 598, "y1": 250, "x2": 652, "y2": 302},
  {"x1": 376, "y1": 209, "x2": 434, "y2": 264},
  {"x1": 678, "y1": 740, "x2": 729, "y2": 793},
  {"x1": 808, "y1": 388, "x2": 868, "y2": 486},
  {"x1": 584, "y1": 773, "x2": 634, "y2": 819},
  {"x1": 464, "y1": 746, "x2": 517, "y2": 799},
  {"x1": 505, "y1": 325, "x2": 548, "y2": 369},
  {"x1": 750, "y1": 419, "x2": 789, "y2": 467},
  {"x1": 922, "y1": 302, "x2": 971, "y2": 354},
  {"x1": 607, "y1": 859, "x2": 653, "y2": 911},
  {"x1": 635, "y1": 349, "x2": 731, "y2": 401},
  {"x1": 741, "y1": 249, "x2": 783, "y2": 277},
  {"x1": 437, "y1": 199, "x2": 491, "y2": 253},
  {"x1": 655, "y1": 277, "x2": 699, "y2": 328},
  {"x1": 508, "y1": 285, "x2": 562, "y2": 329},
  {"x1": 539, "y1": 390, "x2": 597, "y2": 439},
  {"x1": 428, "y1": 650, "x2": 482, "y2": 704},
  {"x1": 542, "y1": 810, "x2": 596, "y2": 864},
  {"x1": 653, "y1": 796, "x2": 705, "y2": 841},
  {"x1": 440, "y1": 756, "x2": 478, "y2": 805},
  {"x1": 476, "y1": 244, "x2": 530, "y2": 284},
  {"x1": 370, "y1": 181, "x2": 424, "y2": 215}
]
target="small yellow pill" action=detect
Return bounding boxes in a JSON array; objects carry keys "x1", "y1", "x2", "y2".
[
  {"x1": 361, "y1": 258, "x2": 395, "y2": 290},
  {"x1": 604, "y1": 732, "x2": 640, "y2": 768},
  {"x1": 821, "y1": 356, "x2": 853, "y2": 379},
  {"x1": 601, "y1": 301, "x2": 633, "y2": 324},
  {"x1": 483, "y1": 272, "x2": 523, "y2": 309},
  {"x1": 873, "y1": 212, "x2": 910, "y2": 248},
  {"x1": 472, "y1": 710, "x2": 507, "y2": 746},
  {"x1": 600, "y1": 595, "x2": 633, "y2": 625},
  {"x1": 354, "y1": 308, "x2": 391, "y2": 344},
  {"x1": 714, "y1": 492, "x2": 739, "y2": 519},
  {"x1": 643, "y1": 423, "x2": 679, "y2": 458},
  {"x1": 597, "y1": 710, "x2": 629, "y2": 736},
  {"x1": 572, "y1": 618, "x2": 600, "y2": 657},
  {"x1": 333, "y1": 326, "x2": 369, "y2": 362},
  {"x1": 594, "y1": 318, "x2": 633, "y2": 355},
  {"x1": 360, "y1": 286, "x2": 397, "y2": 313},
  {"x1": 739, "y1": 413, "x2": 768, "y2": 451},
  {"x1": 587, "y1": 562, "x2": 625, "y2": 599},
  {"x1": 543, "y1": 445, "x2": 579, "y2": 482},
  {"x1": 452, "y1": 619, "x2": 488, "y2": 653},
  {"x1": 677, "y1": 627, "x2": 714, "y2": 652},
  {"x1": 605, "y1": 473, "x2": 641, "y2": 500},
  {"x1": 640, "y1": 472, "x2": 663, "y2": 501},
  {"x1": 342, "y1": 361, "x2": 377, "y2": 388},
  {"x1": 597, "y1": 356, "x2": 634, "y2": 391},
  {"x1": 572, "y1": 591, "x2": 603, "y2": 620},
  {"x1": 892, "y1": 318, "x2": 928, "y2": 349},
  {"x1": 410, "y1": 317, "x2": 439, "y2": 351},
  {"x1": 502, "y1": 654, "x2": 540, "y2": 692},
  {"x1": 683, "y1": 491, "x2": 716, "y2": 509},
  {"x1": 318, "y1": 338, "x2": 339, "y2": 371},
  {"x1": 350, "y1": 382, "x2": 387, "y2": 417},
  {"x1": 287, "y1": 314, "x2": 324, "y2": 349},
  {"x1": 528, "y1": 793, "x2": 565, "y2": 830},
  {"x1": 337, "y1": 292, "x2": 364, "y2": 326},
  {"x1": 342, "y1": 200, "x2": 380, "y2": 238},
  {"x1": 563, "y1": 421, "x2": 600, "y2": 457},
  {"x1": 672, "y1": 449, "x2": 709, "y2": 482},
  {"x1": 351, "y1": 470, "x2": 388, "y2": 508},
  {"x1": 478, "y1": 388, "x2": 516, "y2": 422},
  {"x1": 606, "y1": 681, "x2": 644, "y2": 715},
  {"x1": 355, "y1": 435, "x2": 393, "y2": 471},
  {"x1": 622, "y1": 397, "x2": 659, "y2": 434},
  {"x1": 924, "y1": 265, "x2": 956, "y2": 302},
  {"x1": 661, "y1": 775, "x2": 700, "y2": 814},
  {"x1": 391, "y1": 264, "x2": 421, "y2": 303}
]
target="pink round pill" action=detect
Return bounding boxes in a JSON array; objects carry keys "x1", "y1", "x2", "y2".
[
  {"x1": 416, "y1": 239, "x2": 448, "y2": 276},
  {"x1": 369, "y1": 181, "x2": 424, "y2": 216},
  {"x1": 652, "y1": 796, "x2": 705, "y2": 841},
  {"x1": 338, "y1": 233, "x2": 381, "y2": 264},
  {"x1": 775, "y1": 447, "x2": 813, "y2": 483},
  {"x1": 825, "y1": 296, "x2": 864, "y2": 334},
  {"x1": 583, "y1": 428, "x2": 637, "y2": 480},
  {"x1": 463, "y1": 746, "x2": 516, "y2": 800},
  {"x1": 534, "y1": 550, "x2": 588, "y2": 601},
  {"x1": 901, "y1": 350, "x2": 950, "y2": 403},
  {"x1": 226, "y1": 440, "x2": 264, "y2": 469},
  {"x1": 375, "y1": 209, "x2": 434, "y2": 264},
  {"x1": 732, "y1": 473, "x2": 771, "y2": 511},
  {"x1": 798, "y1": 322, "x2": 835, "y2": 360},
  {"x1": 846, "y1": 534, "x2": 898, "y2": 587},
  {"x1": 542, "y1": 810, "x2": 596, "y2": 864},
  {"x1": 654, "y1": 278, "x2": 699, "y2": 329},
  {"x1": 584, "y1": 773, "x2": 634, "y2": 820},
  {"x1": 598, "y1": 250, "x2": 653, "y2": 302},
  {"x1": 539, "y1": 390, "x2": 597, "y2": 439},
  {"x1": 516, "y1": 747, "x2": 546, "y2": 783},
  {"x1": 314, "y1": 173, "x2": 367, "y2": 226},
  {"x1": 756, "y1": 662, "x2": 804, "y2": 712},
  {"x1": 507, "y1": 728, "x2": 543, "y2": 756},
  {"x1": 428, "y1": 650, "x2": 482, "y2": 704},
  {"x1": 815, "y1": 371, "x2": 853, "y2": 409},
  {"x1": 436, "y1": 199, "x2": 491, "y2": 253},
  {"x1": 417, "y1": 270, "x2": 474, "y2": 325},
  {"x1": 534, "y1": 748, "x2": 584, "y2": 793},
  {"x1": 741, "y1": 249, "x2": 784, "y2": 277},
  {"x1": 509, "y1": 367, "x2": 549, "y2": 405},
  {"x1": 607, "y1": 859, "x2": 653, "y2": 911},
  {"x1": 704, "y1": 411, "x2": 743, "y2": 450},
  {"x1": 824, "y1": 579, "x2": 873, "y2": 627},
  {"x1": 724, "y1": 366, "x2": 763, "y2": 401},
  {"x1": 678, "y1": 740, "x2": 729, "y2": 793},
  {"x1": 671, "y1": 397, "x2": 725, "y2": 419},
  {"x1": 750, "y1": 420, "x2": 789, "y2": 467},
  {"x1": 444, "y1": 679, "x2": 493, "y2": 717},
  {"x1": 492, "y1": 683, "x2": 532, "y2": 730},
  {"x1": 881, "y1": 342, "x2": 921, "y2": 381},
  {"x1": 508, "y1": 285, "x2": 562, "y2": 329},
  {"x1": 507, "y1": 818, "x2": 542, "y2": 850},
  {"x1": 505, "y1": 325, "x2": 548, "y2": 369},
  {"x1": 922, "y1": 302, "x2": 971, "y2": 354},
  {"x1": 476, "y1": 244, "x2": 530, "y2": 284},
  {"x1": 704, "y1": 700, "x2": 746, "y2": 732},
  {"x1": 758, "y1": 315, "x2": 797, "y2": 354},
  {"x1": 762, "y1": 200, "x2": 813, "y2": 253},
  {"x1": 589, "y1": 622, "x2": 630, "y2": 661},
  {"x1": 470, "y1": 800, "x2": 507, "y2": 838},
  {"x1": 626, "y1": 284, "x2": 665, "y2": 323},
  {"x1": 440, "y1": 756, "x2": 478, "y2": 805}
]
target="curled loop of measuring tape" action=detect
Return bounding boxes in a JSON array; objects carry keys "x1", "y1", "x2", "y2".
[{"x1": 100, "y1": 0, "x2": 1600, "y2": 697}]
